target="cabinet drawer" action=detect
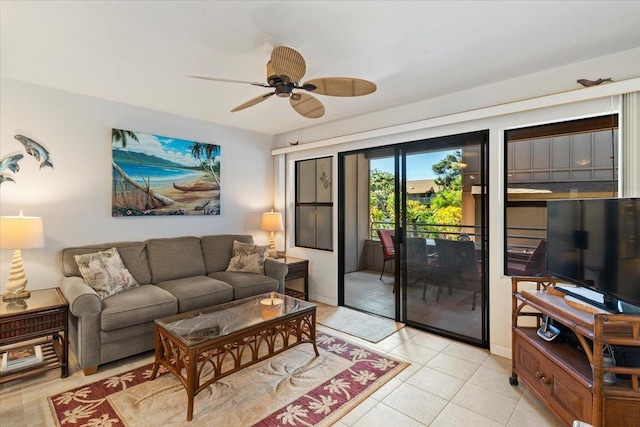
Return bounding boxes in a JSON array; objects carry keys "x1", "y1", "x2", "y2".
[
  {"x1": 0, "y1": 308, "x2": 66, "y2": 342},
  {"x1": 514, "y1": 330, "x2": 592, "y2": 426},
  {"x1": 513, "y1": 331, "x2": 546, "y2": 394}
]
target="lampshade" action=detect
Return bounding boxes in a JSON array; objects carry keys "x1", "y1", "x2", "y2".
[
  {"x1": 0, "y1": 214, "x2": 45, "y2": 249},
  {"x1": 1, "y1": 212, "x2": 45, "y2": 301},
  {"x1": 261, "y1": 211, "x2": 284, "y2": 232}
]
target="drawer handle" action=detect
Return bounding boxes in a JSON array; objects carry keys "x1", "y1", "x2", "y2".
[{"x1": 535, "y1": 371, "x2": 552, "y2": 384}]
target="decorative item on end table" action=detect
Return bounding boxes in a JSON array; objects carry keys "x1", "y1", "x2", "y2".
[
  {"x1": 1, "y1": 344, "x2": 43, "y2": 372},
  {"x1": 261, "y1": 210, "x2": 284, "y2": 257},
  {"x1": 0, "y1": 211, "x2": 45, "y2": 301}
]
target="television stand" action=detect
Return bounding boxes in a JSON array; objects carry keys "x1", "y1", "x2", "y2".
[{"x1": 511, "y1": 277, "x2": 640, "y2": 427}]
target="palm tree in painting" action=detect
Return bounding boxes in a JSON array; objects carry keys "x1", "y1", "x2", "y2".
[
  {"x1": 189, "y1": 142, "x2": 204, "y2": 160},
  {"x1": 111, "y1": 128, "x2": 174, "y2": 213},
  {"x1": 112, "y1": 129, "x2": 139, "y2": 148},
  {"x1": 188, "y1": 142, "x2": 220, "y2": 186}
]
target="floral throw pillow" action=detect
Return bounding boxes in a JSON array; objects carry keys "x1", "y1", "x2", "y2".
[
  {"x1": 226, "y1": 240, "x2": 268, "y2": 274},
  {"x1": 75, "y1": 247, "x2": 140, "y2": 300}
]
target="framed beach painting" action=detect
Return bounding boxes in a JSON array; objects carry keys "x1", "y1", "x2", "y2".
[{"x1": 111, "y1": 128, "x2": 220, "y2": 216}]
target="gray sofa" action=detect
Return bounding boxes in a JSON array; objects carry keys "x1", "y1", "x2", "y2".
[{"x1": 59, "y1": 234, "x2": 287, "y2": 375}]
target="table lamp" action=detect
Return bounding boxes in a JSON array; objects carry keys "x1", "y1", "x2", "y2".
[
  {"x1": 1, "y1": 211, "x2": 45, "y2": 301},
  {"x1": 261, "y1": 210, "x2": 283, "y2": 257}
]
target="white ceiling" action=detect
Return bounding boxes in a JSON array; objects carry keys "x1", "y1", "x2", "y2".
[{"x1": 2, "y1": 1, "x2": 640, "y2": 136}]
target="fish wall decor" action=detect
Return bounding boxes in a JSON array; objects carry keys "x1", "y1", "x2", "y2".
[
  {"x1": 15, "y1": 134, "x2": 54, "y2": 169},
  {"x1": 0, "y1": 134, "x2": 54, "y2": 186},
  {"x1": 0, "y1": 153, "x2": 24, "y2": 185}
]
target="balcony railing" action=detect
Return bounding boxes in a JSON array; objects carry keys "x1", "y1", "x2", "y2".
[
  {"x1": 371, "y1": 221, "x2": 545, "y2": 250},
  {"x1": 370, "y1": 221, "x2": 481, "y2": 241}
]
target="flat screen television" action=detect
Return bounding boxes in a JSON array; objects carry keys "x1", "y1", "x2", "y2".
[{"x1": 546, "y1": 197, "x2": 640, "y2": 313}]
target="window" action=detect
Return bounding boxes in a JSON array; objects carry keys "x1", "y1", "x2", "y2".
[
  {"x1": 295, "y1": 156, "x2": 333, "y2": 250},
  {"x1": 504, "y1": 115, "x2": 618, "y2": 275}
]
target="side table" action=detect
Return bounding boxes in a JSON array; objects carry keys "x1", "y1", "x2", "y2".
[
  {"x1": 278, "y1": 257, "x2": 309, "y2": 301},
  {"x1": 0, "y1": 288, "x2": 69, "y2": 384}
]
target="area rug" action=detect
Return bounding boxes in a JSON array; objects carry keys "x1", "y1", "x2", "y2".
[
  {"x1": 318, "y1": 307, "x2": 404, "y2": 343},
  {"x1": 48, "y1": 331, "x2": 408, "y2": 427}
]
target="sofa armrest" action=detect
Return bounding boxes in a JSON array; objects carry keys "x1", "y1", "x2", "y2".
[
  {"x1": 60, "y1": 276, "x2": 102, "y2": 371},
  {"x1": 264, "y1": 258, "x2": 288, "y2": 294},
  {"x1": 60, "y1": 276, "x2": 101, "y2": 317}
]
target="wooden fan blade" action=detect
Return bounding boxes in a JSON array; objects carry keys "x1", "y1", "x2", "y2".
[
  {"x1": 231, "y1": 92, "x2": 275, "y2": 112},
  {"x1": 290, "y1": 93, "x2": 325, "y2": 118},
  {"x1": 187, "y1": 75, "x2": 270, "y2": 88},
  {"x1": 271, "y1": 46, "x2": 306, "y2": 82},
  {"x1": 304, "y1": 77, "x2": 376, "y2": 97}
]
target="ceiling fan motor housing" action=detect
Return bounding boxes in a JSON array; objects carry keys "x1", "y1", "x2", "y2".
[{"x1": 266, "y1": 61, "x2": 294, "y2": 97}]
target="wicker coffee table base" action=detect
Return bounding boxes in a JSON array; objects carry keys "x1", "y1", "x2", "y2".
[{"x1": 150, "y1": 308, "x2": 318, "y2": 421}]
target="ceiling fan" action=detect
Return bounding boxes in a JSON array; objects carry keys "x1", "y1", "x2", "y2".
[{"x1": 188, "y1": 46, "x2": 377, "y2": 119}]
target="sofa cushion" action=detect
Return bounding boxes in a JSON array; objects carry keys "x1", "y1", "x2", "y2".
[
  {"x1": 101, "y1": 285, "x2": 177, "y2": 331},
  {"x1": 209, "y1": 271, "x2": 279, "y2": 299},
  {"x1": 74, "y1": 248, "x2": 140, "y2": 300},
  {"x1": 201, "y1": 234, "x2": 254, "y2": 273},
  {"x1": 155, "y1": 276, "x2": 233, "y2": 313},
  {"x1": 61, "y1": 242, "x2": 151, "y2": 284},
  {"x1": 146, "y1": 236, "x2": 206, "y2": 283},
  {"x1": 226, "y1": 240, "x2": 268, "y2": 274}
]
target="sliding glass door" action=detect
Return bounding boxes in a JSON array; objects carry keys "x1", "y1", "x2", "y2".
[
  {"x1": 400, "y1": 132, "x2": 488, "y2": 345},
  {"x1": 339, "y1": 131, "x2": 488, "y2": 346}
]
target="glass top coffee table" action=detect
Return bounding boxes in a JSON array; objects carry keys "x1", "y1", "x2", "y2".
[{"x1": 150, "y1": 292, "x2": 318, "y2": 421}]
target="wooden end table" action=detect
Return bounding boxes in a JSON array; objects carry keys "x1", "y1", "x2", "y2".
[
  {"x1": 0, "y1": 288, "x2": 69, "y2": 384},
  {"x1": 279, "y1": 257, "x2": 309, "y2": 301}
]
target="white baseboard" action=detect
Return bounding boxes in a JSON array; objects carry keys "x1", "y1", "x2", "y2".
[{"x1": 491, "y1": 343, "x2": 512, "y2": 359}]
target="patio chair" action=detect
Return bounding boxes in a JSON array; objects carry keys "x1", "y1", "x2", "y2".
[
  {"x1": 401, "y1": 237, "x2": 439, "y2": 299},
  {"x1": 377, "y1": 229, "x2": 396, "y2": 280},
  {"x1": 507, "y1": 239, "x2": 547, "y2": 276},
  {"x1": 432, "y1": 238, "x2": 481, "y2": 310}
]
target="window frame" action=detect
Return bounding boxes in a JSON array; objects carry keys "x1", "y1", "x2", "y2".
[
  {"x1": 295, "y1": 156, "x2": 334, "y2": 251},
  {"x1": 503, "y1": 114, "x2": 619, "y2": 276}
]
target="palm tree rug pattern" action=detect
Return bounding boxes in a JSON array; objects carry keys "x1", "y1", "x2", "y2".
[{"x1": 48, "y1": 331, "x2": 408, "y2": 426}]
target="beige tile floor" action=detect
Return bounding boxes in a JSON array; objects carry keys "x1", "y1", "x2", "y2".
[
  {"x1": 0, "y1": 302, "x2": 564, "y2": 427},
  {"x1": 316, "y1": 303, "x2": 564, "y2": 427}
]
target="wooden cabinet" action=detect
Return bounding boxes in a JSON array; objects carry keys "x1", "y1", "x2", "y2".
[
  {"x1": 511, "y1": 277, "x2": 640, "y2": 427},
  {"x1": 513, "y1": 328, "x2": 593, "y2": 424}
]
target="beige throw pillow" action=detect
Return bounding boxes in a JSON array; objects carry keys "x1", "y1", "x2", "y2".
[
  {"x1": 226, "y1": 240, "x2": 268, "y2": 274},
  {"x1": 75, "y1": 247, "x2": 140, "y2": 300}
]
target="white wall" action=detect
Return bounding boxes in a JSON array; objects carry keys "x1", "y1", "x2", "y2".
[{"x1": 0, "y1": 79, "x2": 274, "y2": 291}]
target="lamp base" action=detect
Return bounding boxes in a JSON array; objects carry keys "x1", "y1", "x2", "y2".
[{"x1": 2, "y1": 290, "x2": 30, "y2": 301}]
